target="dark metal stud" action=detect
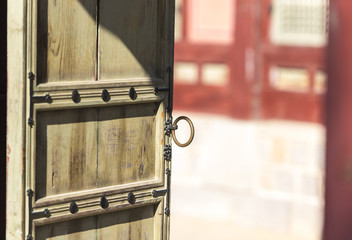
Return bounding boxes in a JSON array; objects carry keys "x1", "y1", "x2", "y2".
[
  {"x1": 69, "y1": 201, "x2": 78, "y2": 214},
  {"x1": 28, "y1": 71, "x2": 35, "y2": 81},
  {"x1": 100, "y1": 196, "x2": 109, "y2": 209},
  {"x1": 44, "y1": 94, "x2": 53, "y2": 103},
  {"x1": 129, "y1": 87, "x2": 137, "y2": 100},
  {"x1": 165, "y1": 207, "x2": 170, "y2": 216},
  {"x1": 27, "y1": 189, "x2": 34, "y2": 197},
  {"x1": 28, "y1": 118, "x2": 34, "y2": 127},
  {"x1": 102, "y1": 89, "x2": 111, "y2": 102},
  {"x1": 72, "y1": 90, "x2": 81, "y2": 103},
  {"x1": 43, "y1": 208, "x2": 51, "y2": 218},
  {"x1": 127, "y1": 192, "x2": 136, "y2": 204}
]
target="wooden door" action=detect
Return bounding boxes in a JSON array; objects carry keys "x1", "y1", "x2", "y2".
[{"x1": 7, "y1": 0, "x2": 175, "y2": 239}]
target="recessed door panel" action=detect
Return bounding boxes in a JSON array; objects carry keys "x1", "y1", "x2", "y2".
[
  {"x1": 98, "y1": 0, "x2": 160, "y2": 80},
  {"x1": 37, "y1": 0, "x2": 97, "y2": 83},
  {"x1": 35, "y1": 108, "x2": 98, "y2": 200},
  {"x1": 97, "y1": 103, "x2": 160, "y2": 188},
  {"x1": 35, "y1": 204, "x2": 161, "y2": 240},
  {"x1": 35, "y1": 103, "x2": 162, "y2": 200}
]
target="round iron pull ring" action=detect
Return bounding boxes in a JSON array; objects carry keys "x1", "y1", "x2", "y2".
[{"x1": 171, "y1": 116, "x2": 195, "y2": 147}]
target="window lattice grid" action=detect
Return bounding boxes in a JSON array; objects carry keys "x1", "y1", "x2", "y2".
[{"x1": 271, "y1": 0, "x2": 329, "y2": 47}]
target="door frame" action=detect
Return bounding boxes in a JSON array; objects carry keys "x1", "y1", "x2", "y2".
[
  {"x1": 1, "y1": 0, "x2": 7, "y2": 239},
  {"x1": 7, "y1": 0, "x2": 27, "y2": 239},
  {"x1": 323, "y1": 0, "x2": 352, "y2": 239}
]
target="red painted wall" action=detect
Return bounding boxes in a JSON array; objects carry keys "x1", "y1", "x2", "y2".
[
  {"x1": 323, "y1": 1, "x2": 352, "y2": 239},
  {"x1": 174, "y1": 0, "x2": 326, "y2": 123},
  {"x1": 174, "y1": 0, "x2": 256, "y2": 119},
  {"x1": 259, "y1": 0, "x2": 326, "y2": 123}
]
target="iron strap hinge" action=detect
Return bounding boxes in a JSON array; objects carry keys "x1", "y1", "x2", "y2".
[
  {"x1": 152, "y1": 189, "x2": 168, "y2": 198},
  {"x1": 32, "y1": 94, "x2": 52, "y2": 103},
  {"x1": 154, "y1": 87, "x2": 170, "y2": 94},
  {"x1": 151, "y1": 169, "x2": 171, "y2": 216},
  {"x1": 31, "y1": 208, "x2": 51, "y2": 219},
  {"x1": 165, "y1": 168, "x2": 171, "y2": 216},
  {"x1": 27, "y1": 189, "x2": 51, "y2": 240},
  {"x1": 28, "y1": 72, "x2": 52, "y2": 127},
  {"x1": 27, "y1": 189, "x2": 51, "y2": 219}
]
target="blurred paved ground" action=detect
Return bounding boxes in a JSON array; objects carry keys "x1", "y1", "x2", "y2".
[{"x1": 170, "y1": 111, "x2": 325, "y2": 240}]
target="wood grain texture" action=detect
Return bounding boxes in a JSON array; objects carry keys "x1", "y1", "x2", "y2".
[
  {"x1": 0, "y1": 0, "x2": 7, "y2": 238},
  {"x1": 19, "y1": 1, "x2": 174, "y2": 239},
  {"x1": 6, "y1": 0, "x2": 27, "y2": 239},
  {"x1": 37, "y1": 0, "x2": 97, "y2": 83},
  {"x1": 97, "y1": 104, "x2": 158, "y2": 187},
  {"x1": 35, "y1": 216, "x2": 97, "y2": 240},
  {"x1": 35, "y1": 103, "x2": 161, "y2": 200},
  {"x1": 35, "y1": 204, "x2": 159, "y2": 239},
  {"x1": 36, "y1": 109, "x2": 98, "y2": 199},
  {"x1": 96, "y1": 204, "x2": 156, "y2": 239},
  {"x1": 98, "y1": 0, "x2": 160, "y2": 80}
]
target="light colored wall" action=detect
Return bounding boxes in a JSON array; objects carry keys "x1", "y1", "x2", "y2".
[
  {"x1": 170, "y1": 111, "x2": 325, "y2": 240},
  {"x1": 188, "y1": 0, "x2": 235, "y2": 44}
]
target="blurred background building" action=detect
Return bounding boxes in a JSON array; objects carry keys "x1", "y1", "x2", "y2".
[{"x1": 170, "y1": 0, "x2": 328, "y2": 239}]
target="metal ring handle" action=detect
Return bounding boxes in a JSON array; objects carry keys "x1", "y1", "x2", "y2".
[{"x1": 171, "y1": 116, "x2": 195, "y2": 147}]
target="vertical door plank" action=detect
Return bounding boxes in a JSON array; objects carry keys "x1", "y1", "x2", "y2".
[
  {"x1": 36, "y1": 216, "x2": 97, "y2": 239},
  {"x1": 97, "y1": 104, "x2": 157, "y2": 188},
  {"x1": 129, "y1": 205, "x2": 155, "y2": 240},
  {"x1": 7, "y1": 0, "x2": 26, "y2": 238},
  {"x1": 36, "y1": 109, "x2": 98, "y2": 199},
  {"x1": 98, "y1": 0, "x2": 160, "y2": 80},
  {"x1": 37, "y1": 0, "x2": 97, "y2": 83},
  {"x1": 97, "y1": 205, "x2": 156, "y2": 239},
  {"x1": 36, "y1": 205, "x2": 158, "y2": 239}
]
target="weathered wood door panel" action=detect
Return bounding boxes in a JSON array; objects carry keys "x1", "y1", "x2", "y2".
[
  {"x1": 98, "y1": 0, "x2": 161, "y2": 80},
  {"x1": 15, "y1": 0, "x2": 175, "y2": 239},
  {"x1": 35, "y1": 108, "x2": 98, "y2": 199},
  {"x1": 35, "y1": 203, "x2": 162, "y2": 239},
  {"x1": 36, "y1": 0, "x2": 97, "y2": 83},
  {"x1": 34, "y1": 103, "x2": 163, "y2": 201}
]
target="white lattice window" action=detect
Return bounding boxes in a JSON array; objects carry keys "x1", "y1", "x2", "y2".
[{"x1": 270, "y1": 0, "x2": 328, "y2": 47}]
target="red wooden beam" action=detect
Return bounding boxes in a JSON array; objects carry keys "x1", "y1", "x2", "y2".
[{"x1": 323, "y1": 1, "x2": 352, "y2": 239}]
